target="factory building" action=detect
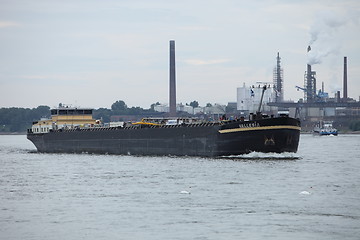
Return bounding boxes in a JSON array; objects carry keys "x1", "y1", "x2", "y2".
[
  {"x1": 160, "y1": 41, "x2": 358, "y2": 130},
  {"x1": 154, "y1": 103, "x2": 227, "y2": 116},
  {"x1": 154, "y1": 104, "x2": 193, "y2": 115},
  {"x1": 154, "y1": 104, "x2": 169, "y2": 113},
  {"x1": 267, "y1": 48, "x2": 360, "y2": 131}
]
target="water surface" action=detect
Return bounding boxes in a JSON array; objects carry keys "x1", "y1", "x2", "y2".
[{"x1": 1, "y1": 134, "x2": 359, "y2": 239}]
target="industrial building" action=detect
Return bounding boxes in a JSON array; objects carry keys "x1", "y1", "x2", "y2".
[
  {"x1": 162, "y1": 40, "x2": 359, "y2": 131},
  {"x1": 234, "y1": 47, "x2": 360, "y2": 131},
  {"x1": 154, "y1": 103, "x2": 193, "y2": 115},
  {"x1": 236, "y1": 83, "x2": 277, "y2": 115},
  {"x1": 154, "y1": 103, "x2": 227, "y2": 117},
  {"x1": 236, "y1": 52, "x2": 283, "y2": 116},
  {"x1": 265, "y1": 47, "x2": 360, "y2": 131}
]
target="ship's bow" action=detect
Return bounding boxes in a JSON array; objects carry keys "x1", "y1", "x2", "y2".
[{"x1": 216, "y1": 117, "x2": 300, "y2": 156}]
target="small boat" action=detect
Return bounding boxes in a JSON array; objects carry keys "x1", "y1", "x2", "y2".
[{"x1": 313, "y1": 121, "x2": 338, "y2": 136}]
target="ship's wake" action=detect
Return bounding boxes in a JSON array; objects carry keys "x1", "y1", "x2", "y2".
[
  {"x1": 0, "y1": 146, "x2": 36, "y2": 155},
  {"x1": 219, "y1": 152, "x2": 300, "y2": 160}
]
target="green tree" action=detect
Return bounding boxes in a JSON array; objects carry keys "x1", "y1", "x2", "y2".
[
  {"x1": 111, "y1": 100, "x2": 127, "y2": 112},
  {"x1": 111, "y1": 100, "x2": 128, "y2": 114},
  {"x1": 128, "y1": 106, "x2": 143, "y2": 115},
  {"x1": 0, "y1": 106, "x2": 50, "y2": 132},
  {"x1": 93, "y1": 108, "x2": 112, "y2": 123},
  {"x1": 189, "y1": 101, "x2": 199, "y2": 108}
]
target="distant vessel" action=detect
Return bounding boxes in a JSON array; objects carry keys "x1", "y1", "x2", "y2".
[{"x1": 313, "y1": 121, "x2": 338, "y2": 136}]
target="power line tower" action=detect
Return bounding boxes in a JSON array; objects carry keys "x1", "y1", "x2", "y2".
[{"x1": 273, "y1": 52, "x2": 284, "y2": 102}]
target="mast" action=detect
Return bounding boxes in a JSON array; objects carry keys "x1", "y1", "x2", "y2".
[{"x1": 257, "y1": 85, "x2": 267, "y2": 113}]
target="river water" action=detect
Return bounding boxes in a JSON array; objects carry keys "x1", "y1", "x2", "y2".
[{"x1": 0, "y1": 134, "x2": 359, "y2": 240}]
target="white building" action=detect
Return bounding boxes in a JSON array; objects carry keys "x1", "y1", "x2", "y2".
[
  {"x1": 193, "y1": 107, "x2": 204, "y2": 115},
  {"x1": 154, "y1": 104, "x2": 194, "y2": 114},
  {"x1": 204, "y1": 104, "x2": 226, "y2": 115},
  {"x1": 154, "y1": 103, "x2": 226, "y2": 116},
  {"x1": 177, "y1": 104, "x2": 194, "y2": 114},
  {"x1": 154, "y1": 104, "x2": 169, "y2": 113},
  {"x1": 237, "y1": 83, "x2": 276, "y2": 114}
]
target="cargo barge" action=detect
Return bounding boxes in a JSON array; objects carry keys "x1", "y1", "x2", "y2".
[{"x1": 27, "y1": 106, "x2": 301, "y2": 157}]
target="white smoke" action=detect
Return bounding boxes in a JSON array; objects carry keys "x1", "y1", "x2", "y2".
[{"x1": 307, "y1": 11, "x2": 346, "y2": 65}]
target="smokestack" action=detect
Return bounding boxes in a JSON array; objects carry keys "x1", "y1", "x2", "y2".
[
  {"x1": 343, "y1": 56, "x2": 347, "y2": 101},
  {"x1": 306, "y1": 63, "x2": 313, "y2": 102},
  {"x1": 169, "y1": 40, "x2": 176, "y2": 117},
  {"x1": 305, "y1": 46, "x2": 316, "y2": 103},
  {"x1": 306, "y1": 46, "x2": 312, "y2": 102}
]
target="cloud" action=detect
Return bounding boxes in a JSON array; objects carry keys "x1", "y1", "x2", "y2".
[
  {"x1": 183, "y1": 58, "x2": 230, "y2": 65},
  {"x1": 179, "y1": 26, "x2": 212, "y2": 31},
  {"x1": 0, "y1": 21, "x2": 21, "y2": 28},
  {"x1": 22, "y1": 75, "x2": 50, "y2": 80},
  {"x1": 308, "y1": 11, "x2": 346, "y2": 46},
  {"x1": 21, "y1": 74, "x2": 88, "y2": 84},
  {"x1": 307, "y1": 10, "x2": 347, "y2": 65}
]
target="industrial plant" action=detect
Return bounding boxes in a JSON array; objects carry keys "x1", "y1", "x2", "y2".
[
  {"x1": 266, "y1": 46, "x2": 360, "y2": 131},
  {"x1": 231, "y1": 45, "x2": 359, "y2": 131},
  {"x1": 152, "y1": 41, "x2": 359, "y2": 132}
]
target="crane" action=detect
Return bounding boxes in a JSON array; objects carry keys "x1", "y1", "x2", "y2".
[
  {"x1": 295, "y1": 85, "x2": 307, "y2": 92},
  {"x1": 295, "y1": 85, "x2": 328, "y2": 102}
]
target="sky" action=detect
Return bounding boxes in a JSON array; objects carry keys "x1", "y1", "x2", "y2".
[{"x1": 1, "y1": 0, "x2": 359, "y2": 109}]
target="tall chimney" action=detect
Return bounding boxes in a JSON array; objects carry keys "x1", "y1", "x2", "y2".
[
  {"x1": 305, "y1": 46, "x2": 316, "y2": 103},
  {"x1": 343, "y1": 56, "x2": 348, "y2": 100},
  {"x1": 169, "y1": 40, "x2": 176, "y2": 117}
]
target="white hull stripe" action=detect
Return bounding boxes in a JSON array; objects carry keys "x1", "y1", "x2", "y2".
[{"x1": 219, "y1": 125, "x2": 301, "y2": 134}]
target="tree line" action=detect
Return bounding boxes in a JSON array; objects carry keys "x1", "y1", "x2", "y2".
[
  {"x1": 0, "y1": 106, "x2": 51, "y2": 132},
  {"x1": 0, "y1": 100, "x2": 200, "y2": 133},
  {"x1": 93, "y1": 100, "x2": 158, "y2": 123}
]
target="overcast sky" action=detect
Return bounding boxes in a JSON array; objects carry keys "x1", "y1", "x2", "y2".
[{"x1": 1, "y1": 0, "x2": 359, "y2": 109}]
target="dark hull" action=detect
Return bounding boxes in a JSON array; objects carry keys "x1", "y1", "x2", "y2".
[{"x1": 27, "y1": 116, "x2": 300, "y2": 157}]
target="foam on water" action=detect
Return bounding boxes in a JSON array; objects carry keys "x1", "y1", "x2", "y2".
[{"x1": 220, "y1": 151, "x2": 300, "y2": 160}]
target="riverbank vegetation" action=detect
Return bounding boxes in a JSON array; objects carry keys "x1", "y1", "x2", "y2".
[{"x1": 0, "y1": 100, "x2": 158, "y2": 133}]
